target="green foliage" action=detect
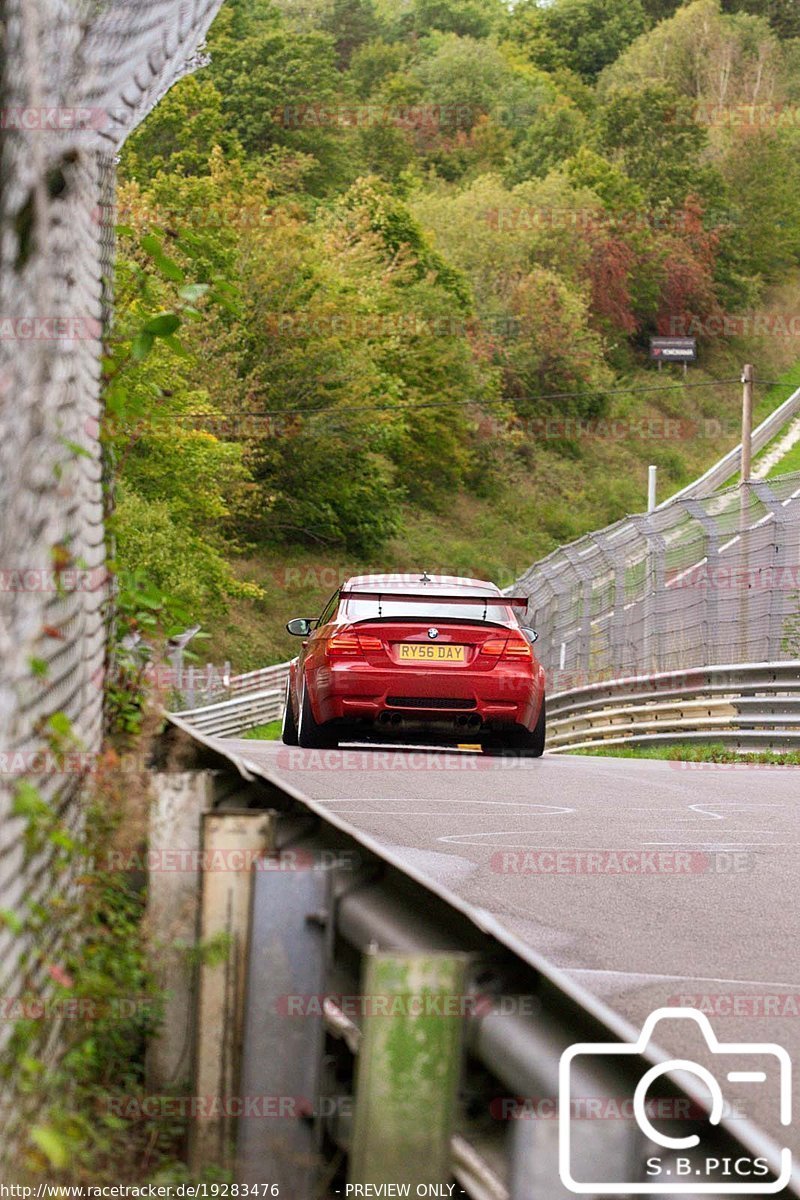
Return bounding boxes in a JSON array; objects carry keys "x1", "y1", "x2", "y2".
[
  {"x1": 602, "y1": 0, "x2": 784, "y2": 103},
  {"x1": 595, "y1": 85, "x2": 716, "y2": 209},
  {"x1": 320, "y1": 0, "x2": 382, "y2": 66},
  {"x1": 511, "y1": 0, "x2": 649, "y2": 80},
  {"x1": 0, "y1": 756, "x2": 177, "y2": 1181},
  {"x1": 106, "y1": 0, "x2": 800, "y2": 672}
]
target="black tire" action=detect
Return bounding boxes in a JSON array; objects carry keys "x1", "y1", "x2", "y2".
[
  {"x1": 281, "y1": 681, "x2": 299, "y2": 745},
  {"x1": 487, "y1": 697, "x2": 546, "y2": 758},
  {"x1": 297, "y1": 682, "x2": 338, "y2": 749},
  {"x1": 524, "y1": 695, "x2": 546, "y2": 757}
]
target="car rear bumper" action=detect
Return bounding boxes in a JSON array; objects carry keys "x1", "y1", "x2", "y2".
[{"x1": 309, "y1": 661, "x2": 544, "y2": 731}]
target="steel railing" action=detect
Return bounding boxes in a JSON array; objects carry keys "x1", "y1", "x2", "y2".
[
  {"x1": 173, "y1": 668, "x2": 289, "y2": 735},
  {"x1": 174, "y1": 659, "x2": 800, "y2": 753},
  {"x1": 161, "y1": 717, "x2": 800, "y2": 1196},
  {"x1": 547, "y1": 659, "x2": 800, "y2": 753}
]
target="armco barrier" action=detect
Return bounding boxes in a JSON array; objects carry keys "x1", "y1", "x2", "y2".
[
  {"x1": 157, "y1": 719, "x2": 800, "y2": 1195},
  {"x1": 174, "y1": 659, "x2": 800, "y2": 753},
  {"x1": 547, "y1": 660, "x2": 800, "y2": 753},
  {"x1": 175, "y1": 685, "x2": 287, "y2": 736}
]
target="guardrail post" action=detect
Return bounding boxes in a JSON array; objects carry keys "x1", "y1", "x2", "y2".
[
  {"x1": 147, "y1": 771, "x2": 216, "y2": 1093},
  {"x1": 348, "y1": 951, "x2": 467, "y2": 1187},
  {"x1": 236, "y1": 850, "x2": 331, "y2": 1192},
  {"x1": 188, "y1": 811, "x2": 274, "y2": 1173}
]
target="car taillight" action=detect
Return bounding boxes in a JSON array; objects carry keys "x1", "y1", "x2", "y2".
[
  {"x1": 504, "y1": 637, "x2": 532, "y2": 658},
  {"x1": 326, "y1": 632, "x2": 383, "y2": 658},
  {"x1": 482, "y1": 637, "x2": 532, "y2": 659}
]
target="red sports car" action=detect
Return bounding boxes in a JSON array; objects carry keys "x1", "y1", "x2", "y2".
[{"x1": 281, "y1": 573, "x2": 546, "y2": 755}]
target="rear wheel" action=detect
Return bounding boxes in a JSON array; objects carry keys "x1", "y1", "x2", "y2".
[
  {"x1": 523, "y1": 696, "x2": 546, "y2": 757},
  {"x1": 487, "y1": 697, "x2": 546, "y2": 758},
  {"x1": 298, "y1": 682, "x2": 339, "y2": 749},
  {"x1": 281, "y1": 681, "x2": 299, "y2": 745}
]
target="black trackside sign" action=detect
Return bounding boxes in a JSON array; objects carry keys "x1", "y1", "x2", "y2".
[{"x1": 650, "y1": 336, "x2": 698, "y2": 362}]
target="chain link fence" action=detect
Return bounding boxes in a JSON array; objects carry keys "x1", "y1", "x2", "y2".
[
  {"x1": 514, "y1": 473, "x2": 800, "y2": 687},
  {"x1": 0, "y1": 0, "x2": 223, "y2": 1148}
]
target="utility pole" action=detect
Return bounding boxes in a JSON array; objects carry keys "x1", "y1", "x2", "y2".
[
  {"x1": 741, "y1": 363, "x2": 754, "y2": 482},
  {"x1": 739, "y1": 364, "x2": 754, "y2": 661},
  {"x1": 647, "y1": 465, "x2": 657, "y2": 513}
]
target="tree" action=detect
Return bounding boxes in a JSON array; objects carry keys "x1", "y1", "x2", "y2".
[
  {"x1": 642, "y1": 0, "x2": 683, "y2": 21},
  {"x1": 512, "y1": 0, "x2": 649, "y2": 81},
  {"x1": 722, "y1": 0, "x2": 800, "y2": 39},
  {"x1": 320, "y1": 0, "x2": 382, "y2": 67},
  {"x1": 595, "y1": 85, "x2": 718, "y2": 208},
  {"x1": 601, "y1": 0, "x2": 783, "y2": 106},
  {"x1": 717, "y1": 128, "x2": 800, "y2": 280},
  {"x1": 208, "y1": 14, "x2": 355, "y2": 193},
  {"x1": 505, "y1": 98, "x2": 588, "y2": 183},
  {"x1": 349, "y1": 38, "x2": 407, "y2": 97},
  {"x1": 503, "y1": 267, "x2": 614, "y2": 417},
  {"x1": 120, "y1": 76, "x2": 241, "y2": 182},
  {"x1": 412, "y1": 0, "x2": 505, "y2": 39}
]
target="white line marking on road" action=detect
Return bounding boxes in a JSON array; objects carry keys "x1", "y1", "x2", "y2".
[
  {"x1": 316, "y1": 798, "x2": 558, "y2": 806},
  {"x1": 688, "y1": 804, "x2": 726, "y2": 820},
  {"x1": 644, "y1": 841, "x2": 794, "y2": 847},
  {"x1": 567, "y1": 969, "x2": 800, "y2": 988}
]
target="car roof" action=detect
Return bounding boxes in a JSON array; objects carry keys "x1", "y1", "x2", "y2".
[{"x1": 342, "y1": 573, "x2": 502, "y2": 595}]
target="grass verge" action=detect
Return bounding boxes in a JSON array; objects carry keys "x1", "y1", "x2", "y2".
[
  {"x1": 241, "y1": 721, "x2": 282, "y2": 740},
  {"x1": 567, "y1": 742, "x2": 800, "y2": 764}
]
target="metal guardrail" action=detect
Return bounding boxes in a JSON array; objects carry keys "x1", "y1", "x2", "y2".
[
  {"x1": 174, "y1": 660, "x2": 800, "y2": 753},
  {"x1": 159, "y1": 719, "x2": 800, "y2": 1196},
  {"x1": 227, "y1": 662, "x2": 291, "y2": 697},
  {"x1": 174, "y1": 671, "x2": 288, "y2": 735},
  {"x1": 548, "y1": 660, "x2": 800, "y2": 753}
]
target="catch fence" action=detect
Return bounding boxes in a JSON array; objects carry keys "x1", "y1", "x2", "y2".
[{"x1": 513, "y1": 473, "x2": 800, "y2": 681}]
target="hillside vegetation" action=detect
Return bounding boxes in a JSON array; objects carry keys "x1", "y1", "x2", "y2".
[{"x1": 108, "y1": 0, "x2": 800, "y2": 668}]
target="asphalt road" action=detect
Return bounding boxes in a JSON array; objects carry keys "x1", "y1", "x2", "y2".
[{"x1": 220, "y1": 738, "x2": 800, "y2": 1176}]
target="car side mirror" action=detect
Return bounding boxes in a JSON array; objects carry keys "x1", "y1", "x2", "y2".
[
  {"x1": 286, "y1": 617, "x2": 313, "y2": 637},
  {"x1": 523, "y1": 626, "x2": 538, "y2": 643}
]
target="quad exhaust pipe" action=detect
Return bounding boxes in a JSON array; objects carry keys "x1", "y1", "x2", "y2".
[{"x1": 377, "y1": 711, "x2": 482, "y2": 730}]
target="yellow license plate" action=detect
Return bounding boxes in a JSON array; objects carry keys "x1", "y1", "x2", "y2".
[{"x1": 398, "y1": 644, "x2": 465, "y2": 662}]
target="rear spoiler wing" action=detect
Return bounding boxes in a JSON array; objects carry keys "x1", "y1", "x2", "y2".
[{"x1": 340, "y1": 589, "x2": 528, "y2": 609}]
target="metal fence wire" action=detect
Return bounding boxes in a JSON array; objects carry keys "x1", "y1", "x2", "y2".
[
  {"x1": 0, "y1": 0, "x2": 223, "y2": 1145},
  {"x1": 513, "y1": 473, "x2": 800, "y2": 684}
]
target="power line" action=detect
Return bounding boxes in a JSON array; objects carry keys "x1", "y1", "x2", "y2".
[{"x1": 179, "y1": 376, "x2": 749, "y2": 424}]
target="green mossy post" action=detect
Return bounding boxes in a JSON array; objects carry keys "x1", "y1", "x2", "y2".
[{"x1": 349, "y1": 952, "x2": 467, "y2": 1186}]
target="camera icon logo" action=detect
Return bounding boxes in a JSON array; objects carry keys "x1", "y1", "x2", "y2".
[{"x1": 559, "y1": 1007, "x2": 792, "y2": 1194}]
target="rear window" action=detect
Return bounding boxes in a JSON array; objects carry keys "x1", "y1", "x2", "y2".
[{"x1": 339, "y1": 597, "x2": 516, "y2": 624}]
